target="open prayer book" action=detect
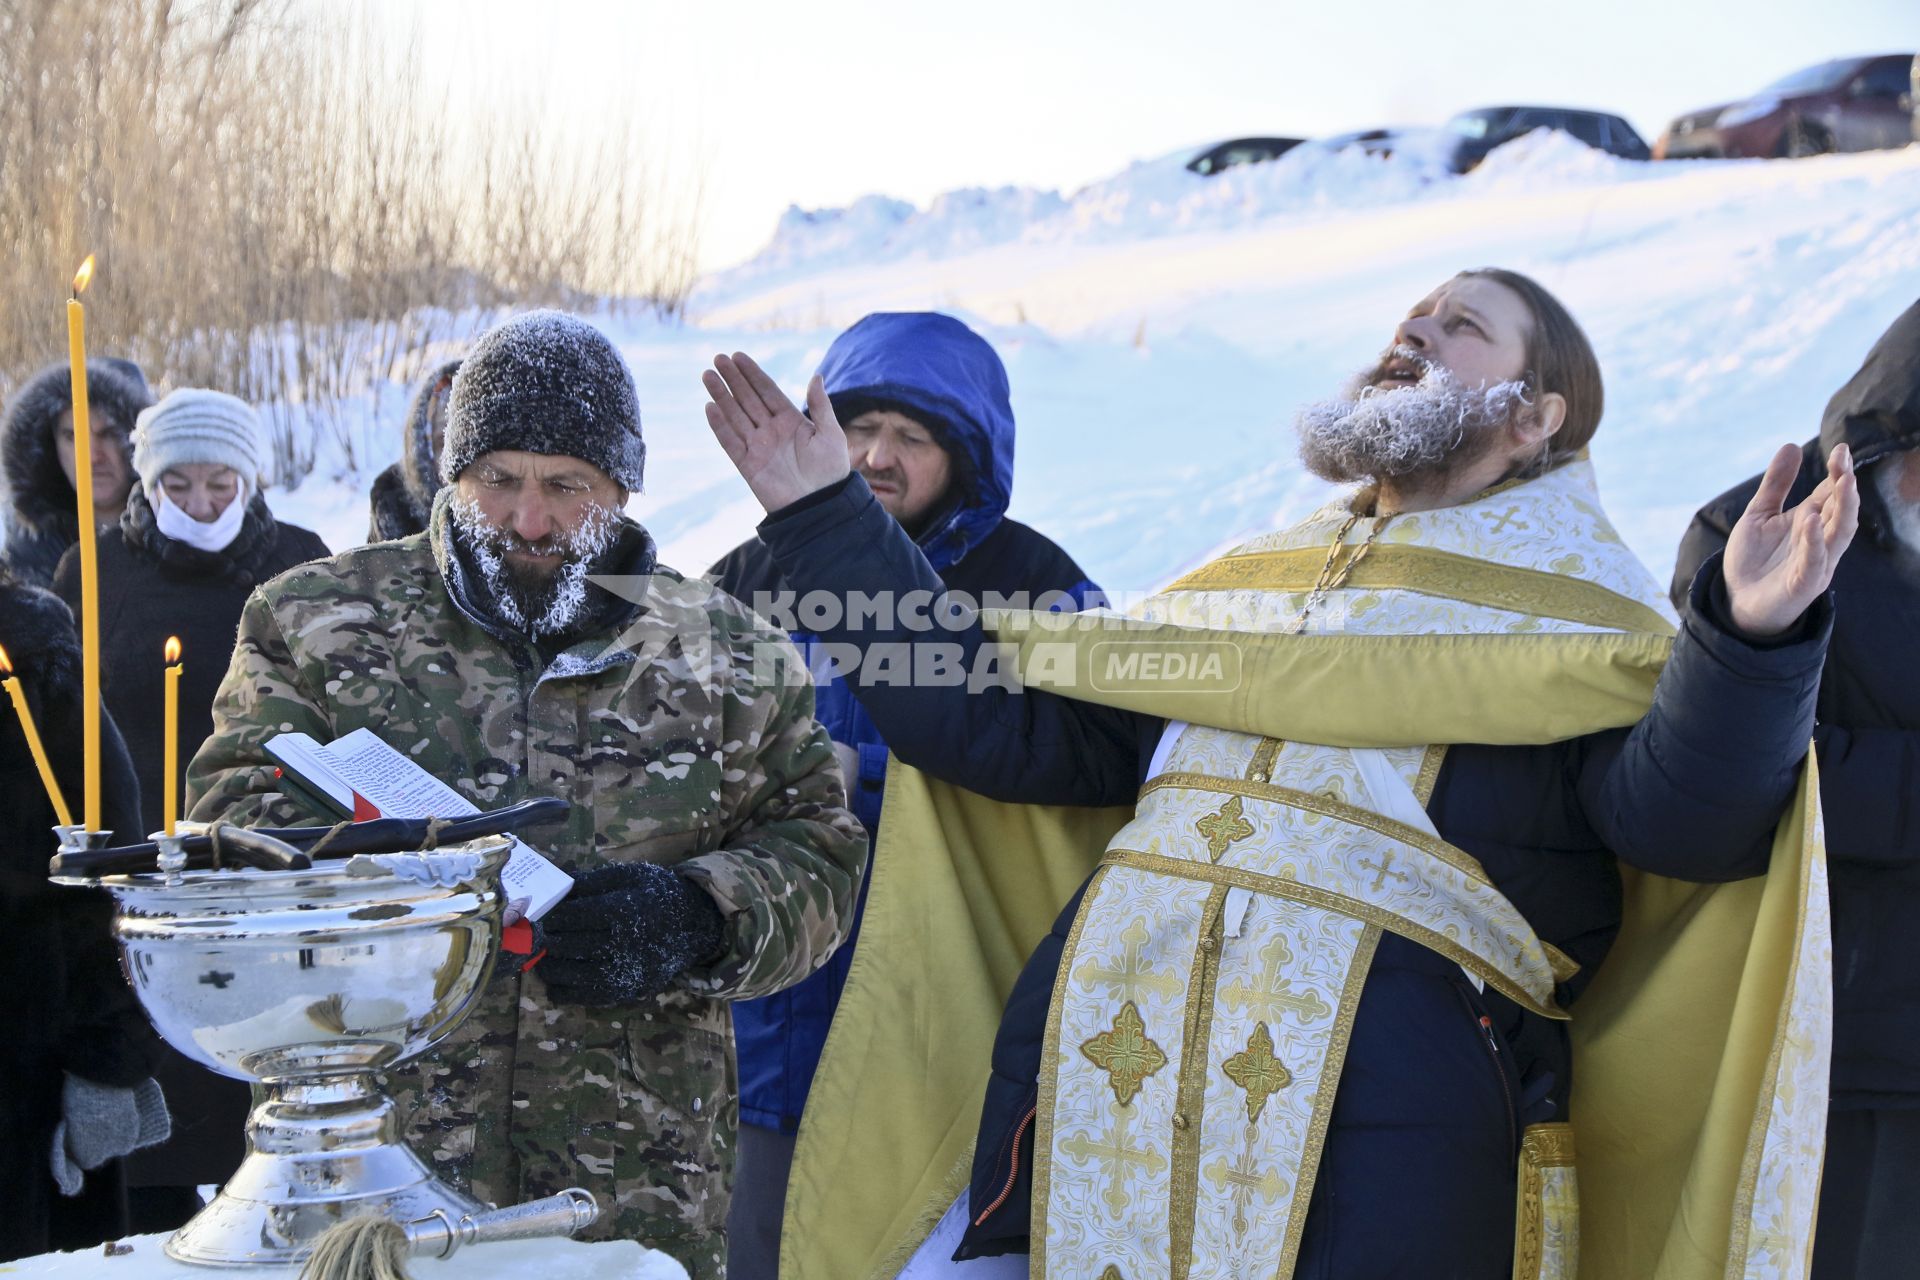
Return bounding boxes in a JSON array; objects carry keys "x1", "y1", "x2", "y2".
[{"x1": 265, "y1": 727, "x2": 573, "y2": 921}]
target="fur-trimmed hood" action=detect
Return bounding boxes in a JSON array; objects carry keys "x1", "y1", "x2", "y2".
[
  {"x1": 368, "y1": 358, "x2": 460, "y2": 542},
  {"x1": 3, "y1": 359, "x2": 153, "y2": 535},
  {"x1": 403, "y1": 358, "x2": 460, "y2": 513}
]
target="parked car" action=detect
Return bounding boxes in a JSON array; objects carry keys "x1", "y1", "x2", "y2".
[
  {"x1": 1438, "y1": 106, "x2": 1651, "y2": 173},
  {"x1": 1315, "y1": 126, "x2": 1445, "y2": 160},
  {"x1": 1185, "y1": 136, "x2": 1305, "y2": 177},
  {"x1": 1656, "y1": 54, "x2": 1916, "y2": 160}
]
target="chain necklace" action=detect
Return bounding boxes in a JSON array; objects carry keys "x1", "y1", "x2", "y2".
[{"x1": 1287, "y1": 511, "x2": 1390, "y2": 633}]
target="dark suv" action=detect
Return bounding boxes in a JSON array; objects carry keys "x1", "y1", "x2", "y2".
[
  {"x1": 1185, "y1": 136, "x2": 1306, "y2": 177},
  {"x1": 1657, "y1": 54, "x2": 1916, "y2": 160},
  {"x1": 1439, "y1": 107, "x2": 1651, "y2": 173}
]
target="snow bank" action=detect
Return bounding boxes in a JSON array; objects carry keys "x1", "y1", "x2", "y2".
[
  {"x1": 698, "y1": 139, "x2": 1460, "y2": 307},
  {"x1": 695, "y1": 130, "x2": 1671, "y2": 309}
]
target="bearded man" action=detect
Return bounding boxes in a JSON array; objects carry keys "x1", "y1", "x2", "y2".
[
  {"x1": 701, "y1": 269, "x2": 1856, "y2": 1280},
  {"x1": 187, "y1": 311, "x2": 866, "y2": 1280}
]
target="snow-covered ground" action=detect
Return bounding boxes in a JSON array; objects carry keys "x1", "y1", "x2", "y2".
[{"x1": 274, "y1": 133, "x2": 1920, "y2": 593}]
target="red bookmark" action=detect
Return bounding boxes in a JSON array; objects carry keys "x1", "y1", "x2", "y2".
[
  {"x1": 351, "y1": 791, "x2": 380, "y2": 822},
  {"x1": 501, "y1": 920, "x2": 546, "y2": 972}
]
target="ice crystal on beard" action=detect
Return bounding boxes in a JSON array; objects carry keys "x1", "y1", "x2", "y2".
[
  {"x1": 1294, "y1": 346, "x2": 1533, "y2": 485},
  {"x1": 449, "y1": 496, "x2": 621, "y2": 638}
]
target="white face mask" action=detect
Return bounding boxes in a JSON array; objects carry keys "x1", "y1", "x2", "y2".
[{"x1": 153, "y1": 480, "x2": 249, "y2": 552}]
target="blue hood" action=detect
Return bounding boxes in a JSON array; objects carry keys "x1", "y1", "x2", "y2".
[{"x1": 816, "y1": 312, "x2": 1013, "y2": 570}]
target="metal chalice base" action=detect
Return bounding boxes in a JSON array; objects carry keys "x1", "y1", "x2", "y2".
[{"x1": 70, "y1": 836, "x2": 515, "y2": 1267}]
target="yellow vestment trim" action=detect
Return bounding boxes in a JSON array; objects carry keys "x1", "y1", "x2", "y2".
[
  {"x1": 981, "y1": 611, "x2": 1675, "y2": 747},
  {"x1": 1166, "y1": 544, "x2": 1677, "y2": 636},
  {"x1": 1102, "y1": 848, "x2": 1566, "y2": 1021},
  {"x1": 1142, "y1": 771, "x2": 1498, "y2": 887},
  {"x1": 1515, "y1": 1122, "x2": 1580, "y2": 1280},
  {"x1": 1164, "y1": 885, "x2": 1228, "y2": 1277}
]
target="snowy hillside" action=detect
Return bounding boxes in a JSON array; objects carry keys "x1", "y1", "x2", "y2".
[{"x1": 275, "y1": 134, "x2": 1920, "y2": 594}]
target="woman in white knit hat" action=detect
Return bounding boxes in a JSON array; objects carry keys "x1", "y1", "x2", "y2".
[{"x1": 50, "y1": 388, "x2": 330, "y2": 1235}]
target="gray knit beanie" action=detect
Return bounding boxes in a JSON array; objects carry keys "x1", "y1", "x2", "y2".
[
  {"x1": 131, "y1": 389, "x2": 266, "y2": 495},
  {"x1": 440, "y1": 311, "x2": 644, "y2": 491}
]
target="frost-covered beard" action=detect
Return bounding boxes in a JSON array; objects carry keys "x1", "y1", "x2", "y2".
[
  {"x1": 1875, "y1": 455, "x2": 1920, "y2": 555},
  {"x1": 449, "y1": 497, "x2": 620, "y2": 638},
  {"x1": 1295, "y1": 346, "x2": 1533, "y2": 487}
]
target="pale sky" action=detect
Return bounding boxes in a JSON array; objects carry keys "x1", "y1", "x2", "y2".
[{"x1": 387, "y1": 0, "x2": 1916, "y2": 272}]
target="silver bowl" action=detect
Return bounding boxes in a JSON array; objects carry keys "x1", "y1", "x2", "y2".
[{"x1": 76, "y1": 837, "x2": 513, "y2": 1267}]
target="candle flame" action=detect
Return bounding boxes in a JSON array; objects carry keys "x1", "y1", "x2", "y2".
[
  {"x1": 73, "y1": 255, "x2": 96, "y2": 295},
  {"x1": 165, "y1": 635, "x2": 182, "y2": 664},
  {"x1": 0, "y1": 644, "x2": 11, "y2": 675}
]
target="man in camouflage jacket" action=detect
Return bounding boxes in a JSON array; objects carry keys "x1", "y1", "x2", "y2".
[{"x1": 186, "y1": 312, "x2": 866, "y2": 1280}]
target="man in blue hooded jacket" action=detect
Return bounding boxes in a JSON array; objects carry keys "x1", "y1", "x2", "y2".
[{"x1": 709, "y1": 312, "x2": 1100, "y2": 1276}]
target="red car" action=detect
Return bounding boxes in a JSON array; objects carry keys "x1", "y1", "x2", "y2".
[{"x1": 1657, "y1": 54, "x2": 1915, "y2": 160}]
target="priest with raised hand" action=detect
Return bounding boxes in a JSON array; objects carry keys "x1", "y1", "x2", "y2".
[{"x1": 702, "y1": 270, "x2": 1856, "y2": 1280}]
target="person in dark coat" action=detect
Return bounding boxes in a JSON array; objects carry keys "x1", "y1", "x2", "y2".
[
  {"x1": 709, "y1": 313, "x2": 1101, "y2": 1278},
  {"x1": 1672, "y1": 297, "x2": 1920, "y2": 1280},
  {"x1": 368, "y1": 357, "x2": 460, "y2": 541},
  {"x1": 2, "y1": 358, "x2": 153, "y2": 588},
  {"x1": 54, "y1": 387, "x2": 328, "y2": 1233},
  {"x1": 0, "y1": 566, "x2": 167, "y2": 1262},
  {"x1": 703, "y1": 269, "x2": 1856, "y2": 1275}
]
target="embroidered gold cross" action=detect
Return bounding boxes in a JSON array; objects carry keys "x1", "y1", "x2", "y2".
[
  {"x1": 1080, "y1": 1001, "x2": 1169, "y2": 1107},
  {"x1": 1222, "y1": 1022, "x2": 1292, "y2": 1123},
  {"x1": 1358, "y1": 850, "x2": 1412, "y2": 893},
  {"x1": 1196, "y1": 794, "x2": 1255, "y2": 861},
  {"x1": 1220, "y1": 934, "x2": 1333, "y2": 1025},
  {"x1": 1488, "y1": 505, "x2": 1528, "y2": 535},
  {"x1": 1074, "y1": 917, "x2": 1182, "y2": 1005},
  {"x1": 1060, "y1": 1099, "x2": 1170, "y2": 1216},
  {"x1": 1202, "y1": 1133, "x2": 1291, "y2": 1234}
]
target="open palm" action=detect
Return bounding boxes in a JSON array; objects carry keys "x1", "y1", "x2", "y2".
[
  {"x1": 703, "y1": 353, "x2": 851, "y2": 513},
  {"x1": 1724, "y1": 443, "x2": 1858, "y2": 637}
]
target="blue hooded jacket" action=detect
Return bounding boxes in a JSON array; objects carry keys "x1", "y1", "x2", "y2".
[{"x1": 710, "y1": 312, "x2": 1101, "y2": 1133}]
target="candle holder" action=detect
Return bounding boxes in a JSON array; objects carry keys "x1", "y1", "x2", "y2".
[
  {"x1": 54, "y1": 825, "x2": 113, "y2": 856},
  {"x1": 151, "y1": 831, "x2": 189, "y2": 888},
  {"x1": 52, "y1": 833, "x2": 601, "y2": 1267}
]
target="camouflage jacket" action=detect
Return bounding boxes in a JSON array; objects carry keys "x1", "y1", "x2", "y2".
[{"x1": 186, "y1": 499, "x2": 866, "y2": 1279}]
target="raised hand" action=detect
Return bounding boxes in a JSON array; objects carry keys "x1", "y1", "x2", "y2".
[
  {"x1": 1724, "y1": 442, "x2": 1858, "y2": 637},
  {"x1": 703, "y1": 353, "x2": 851, "y2": 513}
]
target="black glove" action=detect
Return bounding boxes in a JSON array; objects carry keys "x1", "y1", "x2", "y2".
[{"x1": 534, "y1": 860, "x2": 728, "y2": 1007}]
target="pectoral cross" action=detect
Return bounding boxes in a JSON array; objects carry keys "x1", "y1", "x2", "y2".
[
  {"x1": 1074, "y1": 917, "x2": 1183, "y2": 1005},
  {"x1": 1060, "y1": 1100, "x2": 1170, "y2": 1216}
]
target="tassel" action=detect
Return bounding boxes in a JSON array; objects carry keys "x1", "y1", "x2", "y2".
[{"x1": 297, "y1": 1215, "x2": 412, "y2": 1280}]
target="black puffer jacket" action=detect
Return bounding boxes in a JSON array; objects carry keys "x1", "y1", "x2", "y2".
[
  {"x1": 0, "y1": 569, "x2": 157, "y2": 1262},
  {"x1": 53, "y1": 485, "x2": 327, "y2": 1189},
  {"x1": 1, "y1": 360, "x2": 153, "y2": 588},
  {"x1": 1673, "y1": 295, "x2": 1920, "y2": 1109},
  {"x1": 368, "y1": 358, "x2": 459, "y2": 542}
]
